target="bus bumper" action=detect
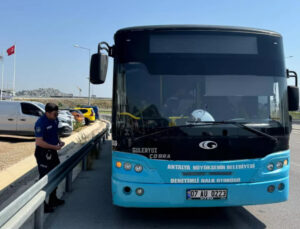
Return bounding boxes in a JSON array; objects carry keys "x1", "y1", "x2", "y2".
[{"x1": 112, "y1": 176, "x2": 289, "y2": 207}]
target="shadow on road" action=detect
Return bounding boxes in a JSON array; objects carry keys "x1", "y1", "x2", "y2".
[
  {"x1": 114, "y1": 206, "x2": 266, "y2": 228},
  {"x1": 0, "y1": 135, "x2": 35, "y2": 143}
]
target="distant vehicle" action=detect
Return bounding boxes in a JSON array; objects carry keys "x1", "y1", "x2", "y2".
[
  {"x1": 57, "y1": 116, "x2": 73, "y2": 137},
  {"x1": 0, "y1": 90, "x2": 13, "y2": 100},
  {"x1": 73, "y1": 107, "x2": 95, "y2": 125},
  {"x1": 59, "y1": 110, "x2": 75, "y2": 123},
  {"x1": 69, "y1": 109, "x2": 85, "y2": 124},
  {"x1": 81, "y1": 105, "x2": 100, "y2": 119},
  {"x1": 0, "y1": 101, "x2": 73, "y2": 137},
  {"x1": 35, "y1": 103, "x2": 73, "y2": 137}
]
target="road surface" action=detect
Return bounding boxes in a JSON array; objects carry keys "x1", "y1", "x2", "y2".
[{"x1": 45, "y1": 127, "x2": 300, "y2": 229}]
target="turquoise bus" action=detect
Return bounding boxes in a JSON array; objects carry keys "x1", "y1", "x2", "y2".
[{"x1": 90, "y1": 25, "x2": 299, "y2": 207}]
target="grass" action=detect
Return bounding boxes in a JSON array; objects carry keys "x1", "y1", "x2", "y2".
[
  {"x1": 100, "y1": 110, "x2": 112, "y2": 114},
  {"x1": 73, "y1": 121, "x2": 85, "y2": 131},
  {"x1": 290, "y1": 111, "x2": 300, "y2": 120}
]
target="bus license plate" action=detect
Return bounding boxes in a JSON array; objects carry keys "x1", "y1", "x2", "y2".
[{"x1": 186, "y1": 189, "x2": 227, "y2": 200}]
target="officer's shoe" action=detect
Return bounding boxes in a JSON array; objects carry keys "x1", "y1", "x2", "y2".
[{"x1": 44, "y1": 203, "x2": 54, "y2": 213}]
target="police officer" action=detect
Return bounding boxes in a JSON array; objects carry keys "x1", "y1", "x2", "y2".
[{"x1": 34, "y1": 103, "x2": 65, "y2": 213}]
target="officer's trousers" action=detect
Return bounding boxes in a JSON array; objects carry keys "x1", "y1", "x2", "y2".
[{"x1": 34, "y1": 146, "x2": 60, "y2": 204}]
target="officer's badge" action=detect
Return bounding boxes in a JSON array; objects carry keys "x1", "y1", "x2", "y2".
[
  {"x1": 46, "y1": 125, "x2": 52, "y2": 130},
  {"x1": 36, "y1": 127, "x2": 41, "y2": 133}
]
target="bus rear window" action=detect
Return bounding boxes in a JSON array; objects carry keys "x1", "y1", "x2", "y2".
[{"x1": 150, "y1": 34, "x2": 258, "y2": 54}]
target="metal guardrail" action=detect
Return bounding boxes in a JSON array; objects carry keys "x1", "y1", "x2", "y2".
[
  {"x1": 100, "y1": 115, "x2": 111, "y2": 131},
  {"x1": 100, "y1": 114, "x2": 111, "y2": 121},
  {"x1": 0, "y1": 121, "x2": 110, "y2": 229},
  {"x1": 293, "y1": 120, "x2": 300, "y2": 124}
]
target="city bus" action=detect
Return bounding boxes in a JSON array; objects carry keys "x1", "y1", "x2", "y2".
[{"x1": 90, "y1": 25, "x2": 299, "y2": 207}]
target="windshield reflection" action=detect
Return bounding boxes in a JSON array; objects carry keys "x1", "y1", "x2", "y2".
[{"x1": 115, "y1": 63, "x2": 288, "y2": 131}]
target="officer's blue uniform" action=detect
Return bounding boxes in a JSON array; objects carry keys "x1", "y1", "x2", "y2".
[
  {"x1": 35, "y1": 114, "x2": 59, "y2": 145},
  {"x1": 34, "y1": 114, "x2": 60, "y2": 178}
]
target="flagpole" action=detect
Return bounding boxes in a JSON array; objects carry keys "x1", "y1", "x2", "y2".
[
  {"x1": 1, "y1": 51, "x2": 4, "y2": 101},
  {"x1": 12, "y1": 43, "x2": 16, "y2": 100}
]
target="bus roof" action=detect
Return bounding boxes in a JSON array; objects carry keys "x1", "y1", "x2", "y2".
[{"x1": 115, "y1": 25, "x2": 281, "y2": 37}]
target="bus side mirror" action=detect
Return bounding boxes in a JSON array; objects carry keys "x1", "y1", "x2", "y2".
[
  {"x1": 288, "y1": 86, "x2": 299, "y2": 111},
  {"x1": 90, "y1": 53, "x2": 108, "y2": 84}
]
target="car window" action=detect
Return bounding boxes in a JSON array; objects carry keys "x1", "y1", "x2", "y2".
[
  {"x1": 79, "y1": 109, "x2": 88, "y2": 114},
  {"x1": 0, "y1": 103, "x2": 18, "y2": 114},
  {"x1": 21, "y1": 103, "x2": 42, "y2": 116}
]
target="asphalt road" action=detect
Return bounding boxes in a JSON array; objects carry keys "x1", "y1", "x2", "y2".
[{"x1": 45, "y1": 127, "x2": 300, "y2": 229}]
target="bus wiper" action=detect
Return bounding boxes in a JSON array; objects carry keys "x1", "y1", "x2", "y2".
[
  {"x1": 214, "y1": 121, "x2": 278, "y2": 144},
  {"x1": 185, "y1": 121, "x2": 278, "y2": 144},
  {"x1": 134, "y1": 121, "x2": 278, "y2": 144}
]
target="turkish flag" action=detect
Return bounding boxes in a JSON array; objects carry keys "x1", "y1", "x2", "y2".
[{"x1": 7, "y1": 45, "x2": 15, "y2": 56}]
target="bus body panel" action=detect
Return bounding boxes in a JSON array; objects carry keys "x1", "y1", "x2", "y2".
[
  {"x1": 112, "y1": 176, "x2": 288, "y2": 208},
  {"x1": 112, "y1": 150, "x2": 289, "y2": 207}
]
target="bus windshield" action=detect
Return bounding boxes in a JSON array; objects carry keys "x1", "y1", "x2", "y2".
[{"x1": 119, "y1": 63, "x2": 287, "y2": 125}]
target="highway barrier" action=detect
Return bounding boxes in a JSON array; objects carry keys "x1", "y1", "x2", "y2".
[{"x1": 0, "y1": 121, "x2": 110, "y2": 229}]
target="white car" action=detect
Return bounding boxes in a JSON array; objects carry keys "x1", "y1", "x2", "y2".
[
  {"x1": 35, "y1": 103, "x2": 73, "y2": 137},
  {"x1": 59, "y1": 110, "x2": 75, "y2": 123},
  {"x1": 0, "y1": 101, "x2": 73, "y2": 137}
]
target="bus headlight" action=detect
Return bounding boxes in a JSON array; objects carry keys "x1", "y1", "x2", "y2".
[
  {"x1": 134, "y1": 164, "x2": 143, "y2": 173},
  {"x1": 124, "y1": 162, "x2": 132, "y2": 170},
  {"x1": 276, "y1": 161, "x2": 283, "y2": 169},
  {"x1": 267, "y1": 163, "x2": 274, "y2": 171},
  {"x1": 136, "y1": 188, "x2": 144, "y2": 196},
  {"x1": 116, "y1": 161, "x2": 122, "y2": 168}
]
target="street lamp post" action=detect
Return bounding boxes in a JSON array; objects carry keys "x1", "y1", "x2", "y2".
[{"x1": 73, "y1": 44, "x2": 91, "y2": 105}]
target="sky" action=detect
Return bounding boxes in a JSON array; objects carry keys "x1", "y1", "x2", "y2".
[{"x1": 0, "y1": 0, "x2": 299, "y2": 98}]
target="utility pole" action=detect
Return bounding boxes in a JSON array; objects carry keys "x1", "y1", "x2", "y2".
[{"x1": 73, "y1": 44, "x2": 91, "y2": 105}]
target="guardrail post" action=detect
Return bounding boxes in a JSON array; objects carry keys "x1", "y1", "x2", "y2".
[
  {"x1": 66, "y1": 171, "x2": 73, "y2": 192},
  {"x1": 82, "y1": 156, "x2": 87, "y2": 171},
  {"x1": 34, "y1": 204, "x2": 44, "y2": 229},
  {"x1": 95, "y1": 141, "x2": 100, "y2": 159}
]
